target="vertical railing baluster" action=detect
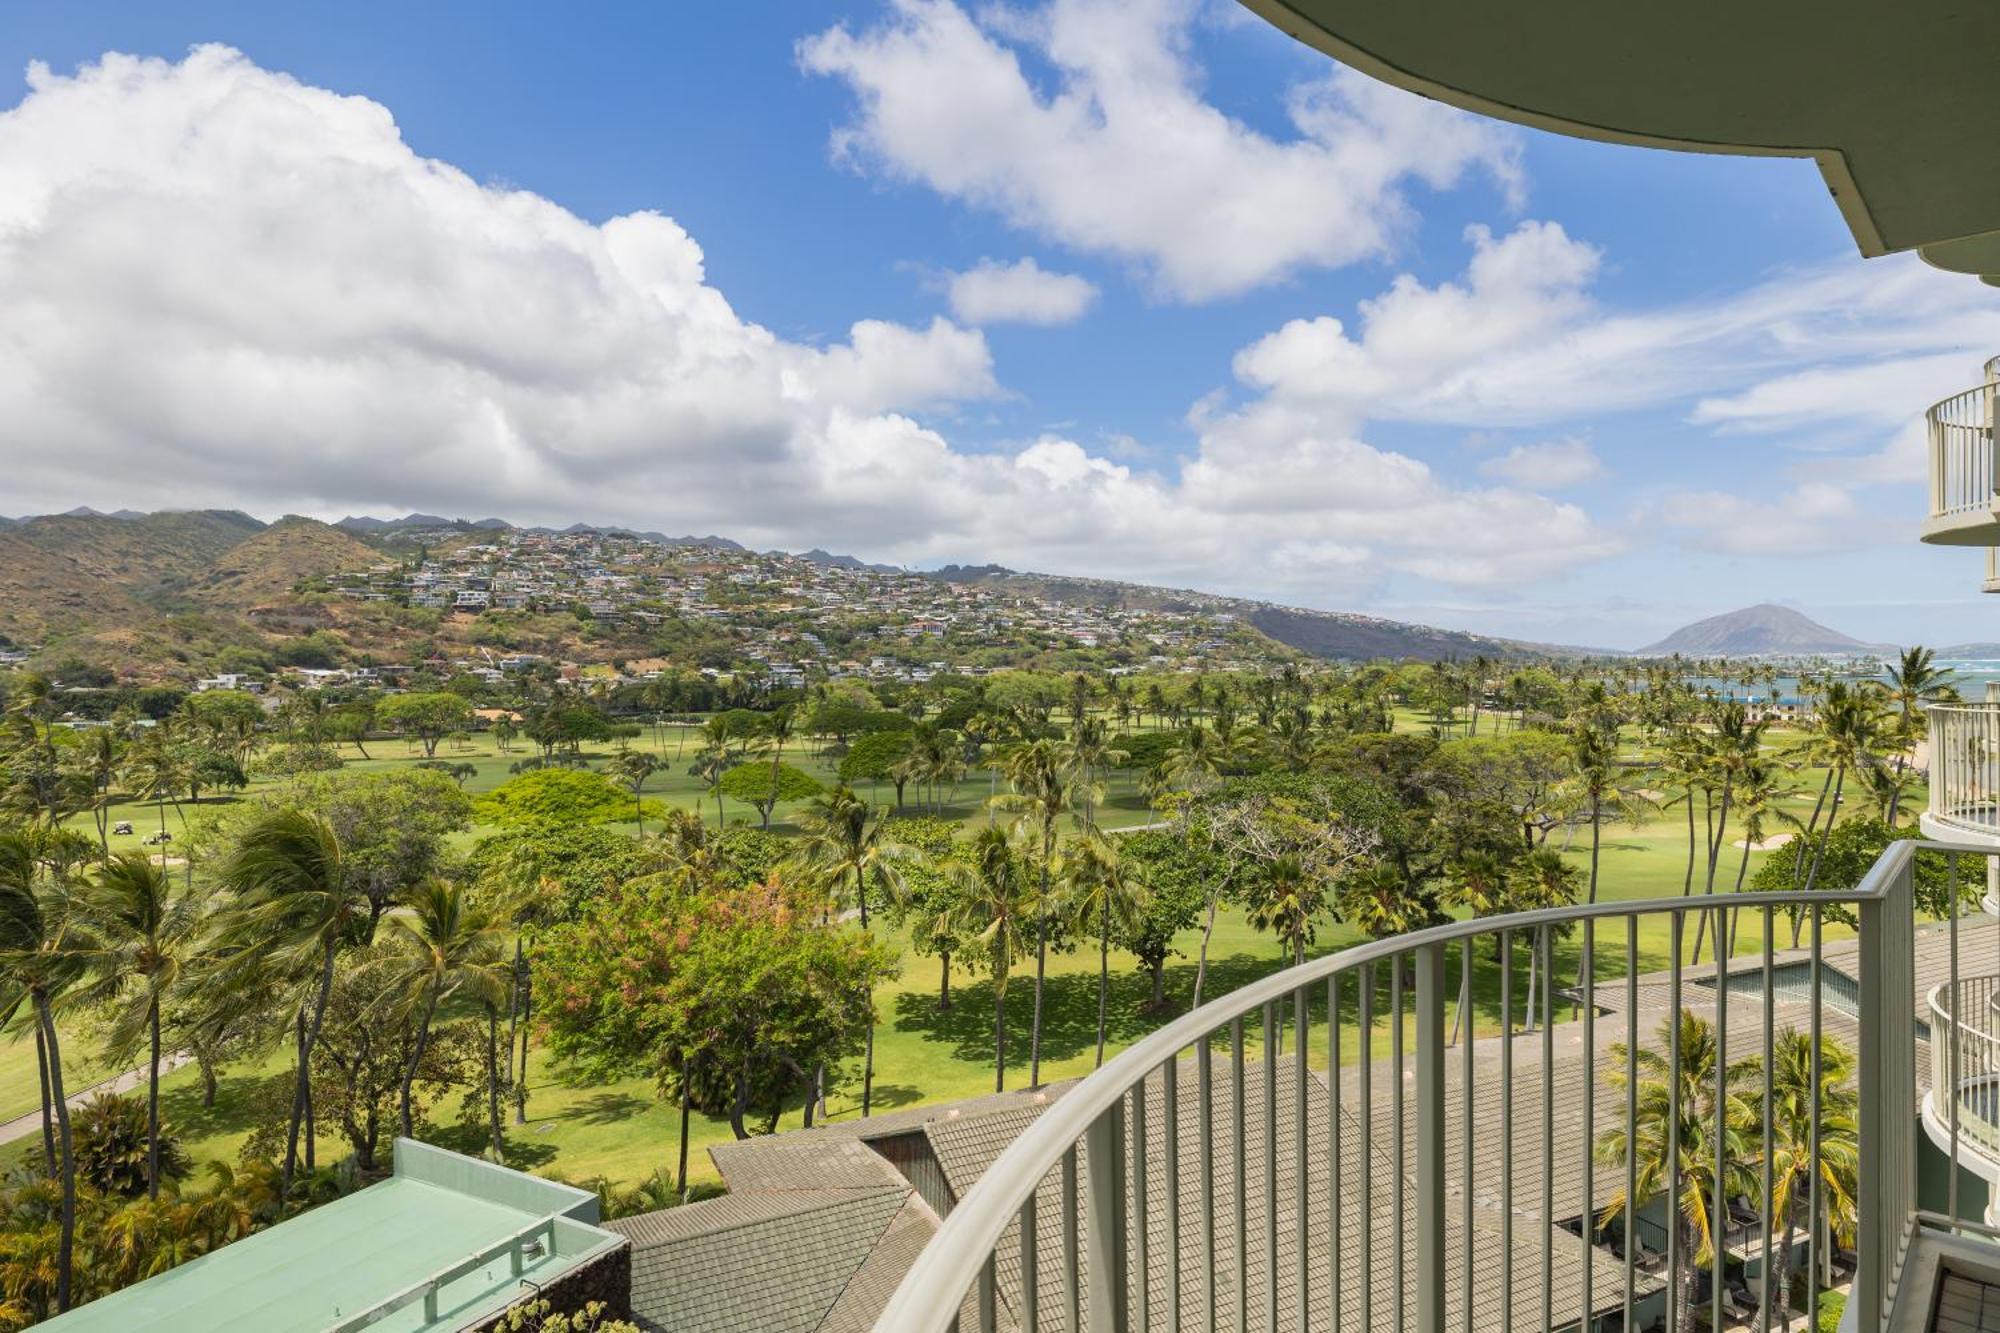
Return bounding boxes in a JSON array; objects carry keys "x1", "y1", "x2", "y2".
[
  {"x1": 1713, "y1": 904, "x2": 1728, "y2": 1333},
  {"x1": 1360, "y1": 962, "x2": 1375, "y2": 1332},
  {"x1": 1063, "y1": 1144, "x2": 1081, "y2": 1333},
  {"x1": 1808, "y1": 903, "x2": 1822, "y2": 1332},
  {"x1": 974, "y1": 1249, "x2": 996, "y2": 1333},
  {"x1": 1022, "y1": 1189, "x2": 1038, "y2": 1331},
  {"x1": 1760, "y1": 905, "x2": 1773, "y2": 1333},
  {"x1": 1135, "y1": 1072, "x2": 1149, "y2": 1326},
  {"x1": 1462, "y1": 940, "x2": 1475, "y2": 1333},
  {"x1": 1417, "y1": 941, "x2": 1446, "y2": 1333},
  {"x1": 1539, "y1": 925, "x2": 1553, "y2": 1333},
  {"x1": 1624, "y1": 914, "x2": 1637, "y2": 1331},
  {"x1": 1233, "y1": 1015, "x2": 1248, "y2": 1333},
  {"x1": 1328, "y1": 972, "x2": 1341, "y2": 1332},
  {"x1": 1392, "y1": 953, "x2": 1406, "y2": 1333},
  {"x1": 1949, "y1": 852, "x2": 1962, "y2": 1230},
  {"x1": 1083, "y1": 1100, "x2": 1128, "y2": 1330},
  {"x1": 1579, "y1": 919, "x2": 1594, "y2": 1330},
  {"x1": 1500, "y1": 930, "x2": 1513, "y2": 1333},
  {"x1": 1202, "y1": 1034, "x2": 1216, "y2": 1331},
  {"x1": 1263, "y1": 999, "x2": 1278, "y2": 1333},
  {"x1": 1293, "y1": 983, "x2": 1308, "y2": 1332},
  {"x1": 1669, "y1": 910, "x2": 1682, "y2": 1333},
  {"x1": 1165, "y1": 1055, "x2": 1180, "y2": 1331}
]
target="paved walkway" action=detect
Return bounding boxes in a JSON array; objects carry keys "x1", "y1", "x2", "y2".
[{"x1": 0, "y1": 1052, "x2": 197, "y2": 1146}]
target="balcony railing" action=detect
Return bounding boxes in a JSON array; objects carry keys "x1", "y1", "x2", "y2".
[
  {"x1": 1928, "y1": 973, "x2": 2000, "y2": 1171},
  {"x1": 1926, "y1": 703, "x2": 2000, "y2": 841},
  {"x1": 1924, "y1": 359, "x2": 2000, "y2": 545},
  {"x1": 876, "y1": 841, "x2": 1996, "y2": 1333}
]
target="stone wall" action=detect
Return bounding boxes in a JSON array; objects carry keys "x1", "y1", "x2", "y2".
[{"x1": 464, "y1": 1241, "x2": 633, "y2": 1331}]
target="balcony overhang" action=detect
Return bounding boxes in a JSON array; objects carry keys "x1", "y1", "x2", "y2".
[
  {"x1": 1921, "y1": 508, "x2": 2000, "y2": 548},
  {"x1": 1237, "y1": 0, "x2": 2000, "y2": 280}
]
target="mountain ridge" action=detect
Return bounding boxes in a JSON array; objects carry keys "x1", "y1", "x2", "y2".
[{"x1": 1639, "y1": 603, "x2": 1894, "y2": 656}]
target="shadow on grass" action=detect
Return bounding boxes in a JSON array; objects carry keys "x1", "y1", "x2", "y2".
[
  {"x1": 562, "y1": 1090, "x2": 651, "y2": 1127},
  {"x1": 862, "y1": 1083, "x2": 924, "y2": 1111},
  {"x1": 428, "y1": 1122, "x2": 560, "y2": 1171},
  {"x1": 888, "y1": 950, "x2": 1292, "y2": 1076}
]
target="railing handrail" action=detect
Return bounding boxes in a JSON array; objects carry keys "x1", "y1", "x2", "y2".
[
  {"x1": 876, "y1": 840, "x2": 1922, "y2": 1331},
  {"x1": 1926, "y1": 377, "x2": 1995, "y2": 520},
  {"x1": 1928, "y1": 977, "x2": 2000, "y2": 1055},
  {"x1": 326, "y1": 1212, "x2": 560, "y2": 1332}
]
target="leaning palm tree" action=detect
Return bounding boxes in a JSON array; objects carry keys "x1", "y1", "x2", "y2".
[
  {"x1": 992, "y1": 739, "x2": 1072, "y2": 1088},
  {"x1": 374, "y1": 878, "x2": 509, "y2": 1139},
  {"x1": 794, "y1": 786, "x2": 907, "y2": 1116},
  {"x1": 1871, "y1": 645, "x2": 1957, "y2": 771},
  {"x1": 0, "y1": 833, "x2": 96, "y2": 1312},
  {"x1": 1059, "y1": 834, "x2": 1150, "y2": 1067},
  {"x1": 1761, "y1": 1028, "x2": 1860, "y2": 1326},
  {"x1": 215, "y1": 809, "x2": 368, "y2": 1198},
  {"x1": 78, "y1": 854, "x2": 207, "y2": 1201},
  {"x1": 944, "y1": 826, "x2": 1039, "y2": 1092},
  {"x1": 1597, "y1": 1011, "x2": 1762, "y2": 1333}
]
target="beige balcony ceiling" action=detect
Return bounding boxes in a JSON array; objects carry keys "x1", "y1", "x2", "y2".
[{"x1": 1239, "y1": 0, "x2": 2000, "y2": 281}]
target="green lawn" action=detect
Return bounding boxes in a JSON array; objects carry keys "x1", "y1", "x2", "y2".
[{"x1": 20, "y1": 711, "x2": 1892, "y2": 1191}]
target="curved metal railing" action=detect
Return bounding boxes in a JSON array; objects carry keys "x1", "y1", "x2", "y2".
[
  {"x1": 1927, "y1": 703, "x2": 2000, "y2": 838},
  {"x1": 876, "y1": 843, "x2": 1958, "y2": 1333},
  {"x1": 1928, "y1": 975, "x2": 2000, "y2": 1162},
  {"x1": 1928, "y1": 370, "x2": 1997, "y2": 527}
]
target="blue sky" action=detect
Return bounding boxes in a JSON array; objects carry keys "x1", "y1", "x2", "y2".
[{"x1": 2, "y1": 0, "x2": 1996, "y2": 649}]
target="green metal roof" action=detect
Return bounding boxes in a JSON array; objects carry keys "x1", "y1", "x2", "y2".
[{"x1": 43, "y1": 1140, "x2": 625, "y2": 1333}]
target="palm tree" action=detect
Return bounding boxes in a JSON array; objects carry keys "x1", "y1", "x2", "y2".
[
  {"x1": 375, "y1": 878, "x2": 508, "y2": 1139},
  {"x1": 1063, "y1": 719, "x2": 1127, "y2": 830},
  {"x1": 945, "y1": 826, "x2": 1038, "y2": 1092},
  {"x1": 122, "y1": 723, "x2": 188, "y2": 868},
  {"x1": 610, "y1": 748, "x2": 660, "y2": 834},
  {"x1": 0, "y1": 833, "x2": 95, "y2": 1311},
  {"x1": 794, "y1": 787, "x2": 907, "y2": 1116},
  {"x1": 1798, "y1": 683, "x2": 1886, "y2": 895},
  {"x1": 1597, "y1": 1011, "x2": 1762, "y2": 1333},
  {"x1": 993, "y1": 739, "x2": 1072, "y2": 1088},
  {"x1": 1154, "y1": 724, "x2": 1224, "y2": 798},
  {"x1": 1571, "y1": 717, "x2": 1619, "y2": 906},
  {"x1": 79, "y1": 855, "x2": 205, "y2": 1201},
  {"x1": 1658, "y1": 725, "x2": 1709, "y2": 898},
  {"x1": 1508, "y1": 848, "x2": 1580, "y2": 1028},
  {"x1": 1440, "y1": 849, "x2": 1513, "y2": 1045},
  {"x1": 1761, "y1": 1028, "x2": 1859, "y2": 1325},
  {"x1": 690, "y1": 746, "x2": 729, "y2": 830},
  {"x1": 216, "y1": 809, "x2": 368, "y2": 1198},
  {"x1": 1059, "y1": 835, "x2": 1149, "y2": 1067},
  {"x1": 76, "y1": 728, "x2": 122, "y2": 855},
  {"x1": 1872, "y1": 645, "x2": 1957, "y2": 772}
]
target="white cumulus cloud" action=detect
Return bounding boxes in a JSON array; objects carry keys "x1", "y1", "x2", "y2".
[
  {"x1": 799, "y1": 0, "x2": 1522, "y2": 301},
  {"x1": 0, "y1": 45, "x2": 1620, "y2": 602},
  {"x1": 947, "y1": 257, "x2": 1097, "y2": 325},
  {"x1": 1479, "y1": 438, "x2": 1602, "y2": 488}
]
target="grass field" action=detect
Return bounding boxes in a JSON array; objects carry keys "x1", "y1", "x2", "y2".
[{"x1": 8, "y1": 709, "x2": 1893, "y2": 1191}]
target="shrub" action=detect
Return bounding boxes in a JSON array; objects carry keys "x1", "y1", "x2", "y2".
[
  {"x1": 475, "y1": 768, "x2": 663, "y2": 828},
  {"x1": 72, "y1": 1091, "x2": 191, "y2": 1197}
]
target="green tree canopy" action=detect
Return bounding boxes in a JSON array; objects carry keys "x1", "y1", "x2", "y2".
[
  {"x1": 474, "y1": 768, "x2": 663, "y2": 829},
  {"x1": 536, "y1": 874, "x2": 897, "y2": 1138},
  {"x1": 376, "y1": 692, "x2": 475, "y2": 758},
  {"x1": 718, "y1": 761, "x2": 823, "y2": 828}
]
